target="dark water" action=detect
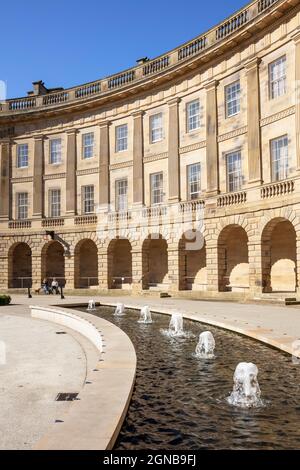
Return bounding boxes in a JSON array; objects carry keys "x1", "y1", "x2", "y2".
[{"x1": 78, "y1": 306, "x2": 300, "y2": 450}]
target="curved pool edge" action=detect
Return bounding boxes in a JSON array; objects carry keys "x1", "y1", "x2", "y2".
[
  {"x1": 31, "y1": 306, "x2": 137, "y2": 450},
  {"x1": 97, "y1": 301, "x2": 298, "y2": 358}
]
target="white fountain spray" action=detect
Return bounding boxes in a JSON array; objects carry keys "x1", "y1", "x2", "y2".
[
  {"x1": 195, "y1": 331, "x2": 215, "y2": 359},
  {"x1": 138, "y1": 306, "x2": 153, "y2": 324},
  {"x1": 87, "y1": 299, "x2": 96, "y2": 311},
  {"x1": 227, "y1": 362, "x2": 263, "y2": 408},
  {"x1": 114, "y1": 303, "x2": 125, "y2": 316},
  {"x1": 168, "y1": 313, "x2": 184, "y2": 336}
]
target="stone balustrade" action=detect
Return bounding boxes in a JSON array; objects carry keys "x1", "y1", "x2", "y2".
[
  {"x1": 0, "y1": 0, "x2": 283, "y2": 115},
  {"x1": 143, "y1": 56, "x2": 170, "y2": 75},
  {"x1": 41, "y1": 218, "x2": 65, "y2": 227},
  {"x1": 179, "y1": 200, "x2": 205, "y2": 214},
  {"x1": 217, "y1": 191, "x2": 247, "y2": 207},
  {"x1": 74, "y1": 215, "x2": 98, "y2": 225},
  {"x1": 261, "y1": 180, "x2": 295, "y2": 199},
  {"x1": 8, "y1": 220, "x2": 32, "y2": 229}
]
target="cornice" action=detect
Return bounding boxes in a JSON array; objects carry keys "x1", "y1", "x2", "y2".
[
  {"x1": 109, "y1": 161, "x2": 133, "y2": 170},
  {"x1": 179, "y1": 141, "x2": 206, "y2": 154},
  {"x1": 260, "y1": 106, "x2": 296, "y2": 127}
]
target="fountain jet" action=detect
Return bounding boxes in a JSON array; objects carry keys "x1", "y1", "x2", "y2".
[
  {"x1": 227, "y1": 362, "x2": 263, "y2": 408},
  {"x1": 114, "y1": 303, "x2": 125, "y2": 316},
  {"x1": 195, "y1": 331, "x2": 215, "y2": 358},
  {"x1": 138, "y1": 306, "x2": 153, "y2": 324},
  {"x1": 87, "y1": 300, "x2": 96, "y2": 311},
  {"x1": 169, "y1": 313, "x2": 184, "y2": 336}
]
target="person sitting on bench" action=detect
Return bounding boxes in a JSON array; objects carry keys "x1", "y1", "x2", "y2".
[{"x1": 51, "y1": 278, "x2": 60, "y2": 295}]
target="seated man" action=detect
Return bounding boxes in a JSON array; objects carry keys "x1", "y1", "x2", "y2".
[{"x1": 51, "y1": 278, "x2": 60, "y2": 295}]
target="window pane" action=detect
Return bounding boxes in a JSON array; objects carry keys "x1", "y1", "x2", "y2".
[
  {"x1": 49, "y1": 189, "x2": 61, "y2": 217},
  {"x1": 50, "y1": 139, "x2": 62, "y2": 164},
  {"x1": 116, "y1": 125, "x2": 128, "y2": 152},
  {"x1": 116, "y1": 179, "x2": 128, "y2": 212},
  {"x1": 17, "y1": 192, "x2": 28, "y2": 220},
  {"x1": 226, "y1": 81, "x2": 240, "y2": 117},
  {"x1": 269, "y1": 56, "x2": 286, "y2": 99},
  {"x1": 187, "y1": 100, "x2": 200, "y2": 132},
  {"x1": 83, "y1": 185, "x2": 94, "y2": 214},
  {"x1": 150, "y1": 113, "x2": 163, "y2": 143},
  {"x1": 226, "y1": 151, "x2": 242, "y2": 193},
  {"x1": 17, "y1": 144, "x2": 28, "y2": 168},
  {"x1": 82, "y1": 133, "x2": 94, "y2": 159},
  {"x1": 187, "y1": 163, "x2": 201, "y2": 200},
  {"x1": 271, "y1": 135, "x2": 289, "y2": 182},
  {"x1": 150, "y1": 172, "x2": 164, "y2": 205}
]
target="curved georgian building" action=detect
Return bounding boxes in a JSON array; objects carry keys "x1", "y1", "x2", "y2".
[{"x1": 1, "y1": 0, "x2": 300, "y2": 299}]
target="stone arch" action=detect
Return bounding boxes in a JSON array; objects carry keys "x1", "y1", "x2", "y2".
[
  {"x1": 41, "y1": 240, "x2": 65, "y2": 287},
  {"x1": 261, "y1": 217, "x2": 297, "y2": 293},
  {"x1": 178, "y1": 230, "x2": 207, "y2": 291},
  {"x1": 107, "y1": 238, "x2": 132, "y2": 289},
  {"x1": 218, "y1": 224, "x2": 249, "y2": 292},
  {"x1": 74, "y1": 239, "x2": 99, "y2": 288},
  {"x1": 142, "y1": 234, "x2": 168, "y2": 290},
  {"x1": 8, "y1": 242, "x2": 32, "y2": 288}
]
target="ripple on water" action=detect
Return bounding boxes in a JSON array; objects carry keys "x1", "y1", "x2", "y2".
[{"x1": 80, "y1": 307, "x2": 300, "y2": 450}]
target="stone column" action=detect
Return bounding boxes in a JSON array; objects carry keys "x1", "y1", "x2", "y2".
[
  {"x1": 98, "y1": 248, "x2": 109, "y2": 290},
  {"x1": 33, "y1": 136, "x2": 44, "y2": 218},
  {"x1": 293, "y1": 29, "x2": 300, "y2": 170},
  {"x1": 31, "y1": 251, "x2": 42, "y2": 290},
  {"x1": 131, "y1": 245, "x2": 143, "y2": 293},
  {"x1": 64, "y1": 253, "x2": 75, "y2": 290},
  {"x1": 132, "y1": 111, "x2": 144, "y2": 206},
  {"x1": 99, "y1": 121, "x2": 110, "y2": 208},
  {"x1": 168, "y1": 98, "x2": 181, "y2": 202},
  {"x1": 248, "y1": 240, "x2": 263, "y2": 296},
  {"x1": 205, "y1": 81, "x2": 219, "y2": 196},
  {"x1": 66, "y1": 129, "x2": 77, "y2": 216},
  {"x1": 0, "y1": 139, "x2": 11, "y2": 220},
  {"x1": 245, "y1": 57, "x2": 262, "y2": 185},
  {"x1": 168, "y1": 242, "x2": 180, "y2": 292},
  {"x1": 296, "y1": 236, "x2": 300, "y2": 296},
  {"x1": 205, "y1": 242, "x2": 219, "y2": 292}
]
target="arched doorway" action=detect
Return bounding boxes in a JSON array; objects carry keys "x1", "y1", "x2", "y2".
[
  {"x1": 218, "y1": 225, "x2": 249, "y2": 292},
  {"x1": 179, "y1": 230, "x2": 207, "y2": 291},
  {"x1": 142, "y1": 235, "x2": 168, "y2": 289},
  {"x1": 8, "y1": 243, "x2": 32, "y2": 288},
  {"x1": 261, "y1": 218, "x2": 297, "y2": 293},
  {"x1": 74, "y1": 239, "x2": 98, "y2": 288},
  {"x1": 108, "y1": 239, "x2": 132, "y2": 289},
  {"x1": 42, "y1": 241, "x2": 65, "y2": 287}
]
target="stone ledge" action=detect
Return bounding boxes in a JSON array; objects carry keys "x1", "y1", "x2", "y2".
[{"x1": 31, "y1": 306, "x2": 136, "y2": 450}]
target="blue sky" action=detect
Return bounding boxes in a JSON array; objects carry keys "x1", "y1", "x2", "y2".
[{"x1": 1, "y1": 0, "x2": 246, "y2": 98}]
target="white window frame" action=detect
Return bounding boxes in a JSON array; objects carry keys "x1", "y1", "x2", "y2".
[
  {"x1": 49, "y1": 138, "x2": 62, "y2": 164},
  {"x1": 150, "y1": 172, "x2": 164, "y2": 205},
  {"x1": 49, "y1": 189, "x2": 61, "y2": 218},
  {"x1": 270, "y1": 135, "x2": 289, "y2": 182},
  {"x1": 17, "y1": 192, "x2": 28, "y2": 220},
  {"x1": 82, "y1": 185, "x2": 94, "y2": 214},
  {"x1": 226, "y1": 150, "x2": 242, "y2": 193},
  {"x1": 150, "y1": 113, "x2": 163, "y2": 143},
  {"x1": 187, "y1": 100, "x2": 200, "y2": 132},
  {"x1": 225, "y1": 81, "x2": 241, "y2": 118},
  {"x1": 115, "y1": 179, "x2": 128, "y2": 212},
  {"x1": 187, "y1": 163, "x2": 201, "y2": 200},
  {"x1": 82, "y1": 132, "x2": 94, "y2": 159},
  {"x1": 17, "y1": 144, "x2": 29, "y2": 168},
  {"x1": 269, "y1": 56, "x2": 286, "y2": 100},
  {"x1": 116, "y1": 124, "x2": 128, "y2": 152}
]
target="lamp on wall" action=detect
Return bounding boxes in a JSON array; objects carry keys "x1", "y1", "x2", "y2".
[{"x1": 44, "y1": 231, "x2": 55, "y2": 241}]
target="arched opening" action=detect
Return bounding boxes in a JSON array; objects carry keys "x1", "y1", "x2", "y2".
[
  {"x1": 8, "y1": 243, "x2": 32, "y2": 288},
  {"x1": 142, "y1": 235, "x2": 168, "y2": 289},
  {"x1": 179, "y1": 230, "x2": 207, "y2": 291},
  {"x1": 108, "y1": 239, "x2": 132, "y2": 289},
  {"x1": 41, "y1": 241, "x2": 65, "y2": 287},
  {"x1": 74, "y1": 239, "x2": 98, "y2": 288},
  {"x1": 261, "y1": 218, "x2": 297, "y2": 293},
  {"x1": 218, "y1": 225, "x2": 249, "y2": 292}
]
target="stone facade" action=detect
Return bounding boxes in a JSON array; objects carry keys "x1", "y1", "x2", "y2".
[{"x1": 1, "y1": 0, "x2": 300, "y2": 299}]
